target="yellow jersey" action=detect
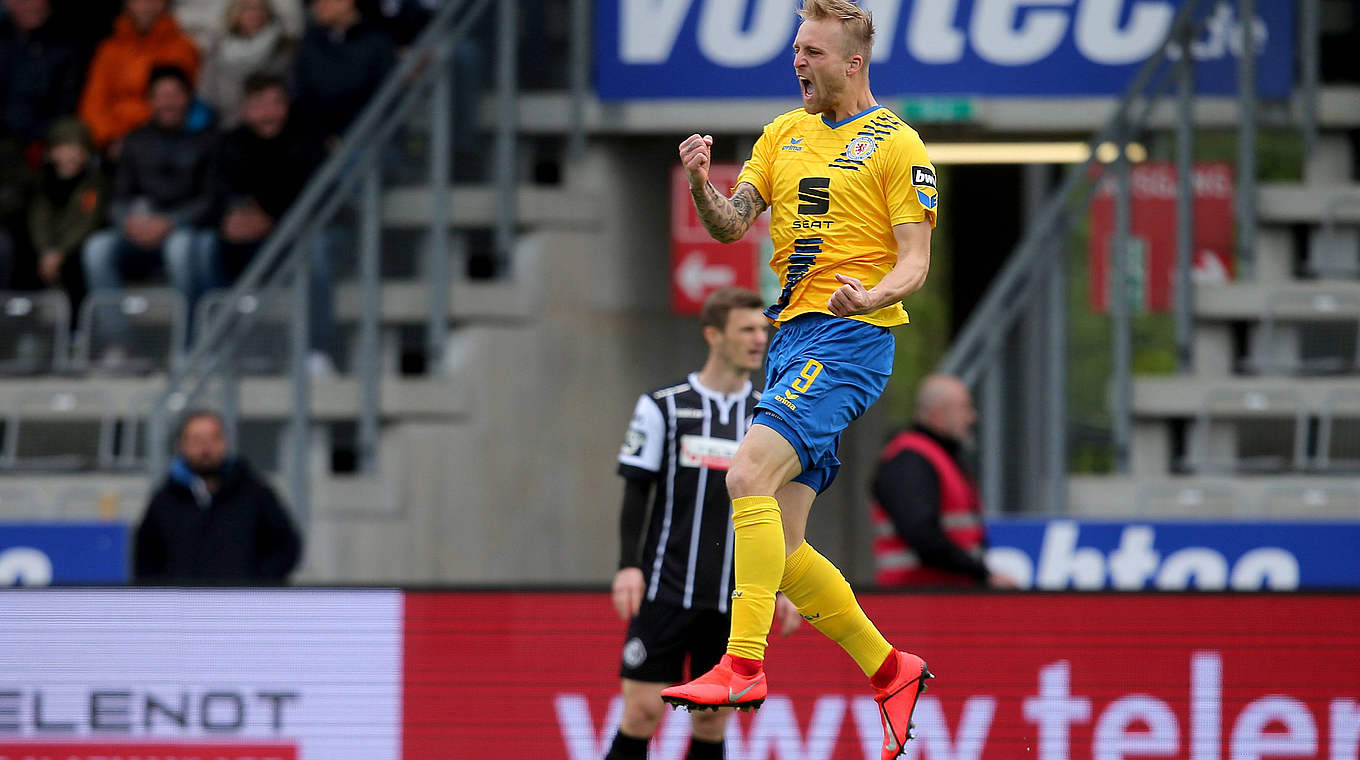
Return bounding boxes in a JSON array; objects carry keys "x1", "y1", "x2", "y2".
[{"x1": 736, "y1": 105, "x2": 937, "y2": 327}]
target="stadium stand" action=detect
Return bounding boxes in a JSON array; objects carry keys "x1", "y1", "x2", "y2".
[{"x1": 0, "y1": 0, "x2": 1356, "y2": 587}]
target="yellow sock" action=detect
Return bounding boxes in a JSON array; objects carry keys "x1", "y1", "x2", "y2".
[
  {"x1": 726, "y1": 495, "x2": 785, "y2": 661},
  {"x1": 780, "y1": 541, "x2": 893, "y2": 677}
]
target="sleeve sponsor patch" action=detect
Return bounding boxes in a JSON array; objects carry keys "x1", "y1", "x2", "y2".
[
  {"x1": 619, "y1": 395, "x2": 666, "y2": 472},
  {"x1": 911, "y1": 165, "x2": 937, "y2": 189},
  {"x1": 621, "y1": 425, "x2": 646, "y2": 457}
]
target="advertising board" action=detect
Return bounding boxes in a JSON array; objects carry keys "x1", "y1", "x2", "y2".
[
  {"x1": 596, "y1": 0, "x2": 1294, "y2": 100},
  {"x1": 408, "y1": 591, "x2": 1360, "y2": 759},
  {"x1": 0, "y1": 523, "x2": 127, "y2": 586},
  {"x1": 4, "y1": 590, "x2": 1357, "y2": 758},
  {"x1": 0, "y1": 590, "x2": 402, "y2": 760},
  {"x1": 985, "y1": 519, "x2": 1360, "y2": 590}
]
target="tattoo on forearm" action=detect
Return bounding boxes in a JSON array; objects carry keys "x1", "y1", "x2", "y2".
[{"x1": 691, "y1": 183, "x2": 767, "y2": 243}]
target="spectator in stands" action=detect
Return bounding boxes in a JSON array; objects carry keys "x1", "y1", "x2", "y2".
[
  {"x1": 46, "y1": 0, "x2": 123, "y2": 64},
  {"x1": 869, "y1": 374, "x2": 1019, "y2": 588},
  {"x1": 25, "y1": 117, "x2": 105, "y2": 306},
  {"x1": 79, "y1": 0, "x2": 199, "y2": 155},
  {"x1": 291, "y1": 0, "x2": 394, "y2": 149},
  {"x1": 357, "y1": 0, "x2": 431, "y2": 49},
  {"x1": 0, "y1": 127, "x2": 27, "y2": 289},
  {"x1": 82, "y1": 65, "x2": 217, "y2": 354},
  {"x1": 0, "y1": 0, "x2": 83, "y2": 149},
  {"x1": 175, "y1": 0, "x2": 302, "y2": 52},
  {"x1": 134, "y1": 409, "x2": 302, "y2": 584},
  {"x1": 199, "y1": 0, "x2": 296, "y2": 128},
  {"x1": 211, "y1": 72, "x2": 337, "y2": 375}
]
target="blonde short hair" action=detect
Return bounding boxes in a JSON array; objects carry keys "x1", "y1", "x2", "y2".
[{"x1": 798, "y1": 0, "x2": 875, "y2": 61}]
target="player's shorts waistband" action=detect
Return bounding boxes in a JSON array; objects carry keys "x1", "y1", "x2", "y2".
[{"x1": 776, "y1": 312, "x2": 891, "y2": 338}]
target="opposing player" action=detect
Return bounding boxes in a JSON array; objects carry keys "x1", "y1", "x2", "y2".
[
  {"x1": 659, "y1": 2, "x2": 938, "y2": 758},
  {"x1": 605, "y1": 287, "x2": 802, "y2": 760}
]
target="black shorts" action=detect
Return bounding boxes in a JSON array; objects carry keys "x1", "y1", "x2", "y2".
[{"x1": 618, "y1": 599, "x2": 729, "y2": 684}]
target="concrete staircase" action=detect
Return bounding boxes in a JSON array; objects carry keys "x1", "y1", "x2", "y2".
[{"x1": 1073, "y1": 112, "x2": 1360, "y2": 518}]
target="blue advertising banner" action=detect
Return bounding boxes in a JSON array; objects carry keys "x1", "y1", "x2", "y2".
[
  {"x1": 985, "y1": 519, "x2": 1360, "y2": 591},
  {"x1": 0, "y1": 523, "x2": 127, "y2": 585},
  {"x1": 596, "y1": 0, "x2": 1294, "y2": 100}
]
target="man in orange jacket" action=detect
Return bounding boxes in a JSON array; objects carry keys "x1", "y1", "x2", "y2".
[{"x1": 79, "y1": 0, "x2": 199, "y2": 155}]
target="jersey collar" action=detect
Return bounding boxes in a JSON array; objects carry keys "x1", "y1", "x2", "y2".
[
  {"x1": 688, "y1": 372, "x2": 751, "y2": 408},
  {"x1": 821, "y1": 104, "x2": 885, "y2": 130}
]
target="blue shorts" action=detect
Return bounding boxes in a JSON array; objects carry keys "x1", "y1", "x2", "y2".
[{"x1": 754, "y1": 313, "x2": 895, "y2": 494}]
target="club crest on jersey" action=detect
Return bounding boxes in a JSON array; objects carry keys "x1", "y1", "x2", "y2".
[
  {"x1": 843, "y1": 136, "x2": 877, "y2": 162},
  {"x1": 623, "y1": 637, "x2": 648, "y2": 668}
]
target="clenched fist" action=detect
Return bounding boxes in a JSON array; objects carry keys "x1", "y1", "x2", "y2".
[
  {"x1": 679, "y1": 133, "x2": 714, "y2": 189},
  {"x1": 827, "y1": 273, "x2": 877, "y2": 317}
]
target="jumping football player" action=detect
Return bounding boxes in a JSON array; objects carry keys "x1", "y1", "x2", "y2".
[{"x1": 660, "y1": 2, "x2": 938, "y2": 758}]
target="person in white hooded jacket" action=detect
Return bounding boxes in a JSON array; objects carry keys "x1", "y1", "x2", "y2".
[
  {"x1": 198, "y1": 0, "x2": 297, "y2": 127},
  {"x1": 175, "y1": 0, "x2": 303, "y2": 50}
]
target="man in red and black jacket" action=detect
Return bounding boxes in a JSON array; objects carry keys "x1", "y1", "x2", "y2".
[{"x1": 870, "y1": 374, "x2": 1018, "y2": 589}]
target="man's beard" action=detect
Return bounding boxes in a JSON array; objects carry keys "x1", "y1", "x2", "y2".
[{"x1": 188, "y1": 459, "x2": 223, "y2": 478}]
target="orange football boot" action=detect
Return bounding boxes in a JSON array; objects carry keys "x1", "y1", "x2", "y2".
[
  {"x1": 874, "y1": 651, "x2": 934, "y2": 760},
  {"x1": 660, "y1": 654, "x2": 767, "y2": 712}
]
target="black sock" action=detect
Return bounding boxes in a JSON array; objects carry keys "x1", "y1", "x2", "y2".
[
  {"x1": 686, "y1": 736, "x2": 724, "y2": 760},
  {"x1": 604, "y1": 730, "x2": 648, "y2": 760}
]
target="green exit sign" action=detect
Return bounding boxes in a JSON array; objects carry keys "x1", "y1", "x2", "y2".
[{"x1": 900, "y1": 97, "x2": 976, "y2": 123}]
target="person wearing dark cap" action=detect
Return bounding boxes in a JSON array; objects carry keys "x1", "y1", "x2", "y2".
[{"x1": 25, "y1": 117, "x2": 106, "y2": 307}]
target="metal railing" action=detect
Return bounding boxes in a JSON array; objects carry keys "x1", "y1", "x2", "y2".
[
  {"x1": 938, "y1": 0, "x2": 1232, "y2": 513},
  {"x1": 145, "y1": 0, "x2": 506, "y2": 529}
]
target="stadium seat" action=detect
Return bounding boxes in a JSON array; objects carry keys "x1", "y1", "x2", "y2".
[
  {"x1": 1304, "y1": 193, "x2": 1360, "y2": 278},
  {"x1": 1187, "y1": 388, "x2": 1308, "y2": 474},
  {"x1": 115, "y1": 390, "x2": 159, "y2": 471},
  {"x1": 195, "y1": 289, "x2": 292, "y2": 375},
  {"x1": 0, "y1": 291, "x2": 71, "y2": 375},
  {"x1": 1258, "y1": 483, "x2": 1360, "y2": 518},
  {"x1": 72, "y1": 289, "x2": 186, "y2": 375},
  {"x1": 1136, "y1": 481, "x2": 1244, "y2": 517},
  {"x1": 1, "y1": 388, "x2": 116, "y2": 471},
  {"x1": 1315, "y1": 388, "x2": 1360, "y2": 472},
  {"x1": 1246, "y1": 288, "x2": 1360, "y2": 375}
]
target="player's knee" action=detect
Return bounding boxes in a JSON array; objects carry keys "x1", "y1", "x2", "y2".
[
  {"x1": 725, "y1": 464, "x2": 770, "y2": 499},
  {"x1": 725, "y1": 466, "x2": 751, "y2": 498},
  {"x1": 689, "y1": 708, "x2": 729, "y2": 742},
  {"x1": 620, "y1": 696, "x2": 664, "y2": 736}
]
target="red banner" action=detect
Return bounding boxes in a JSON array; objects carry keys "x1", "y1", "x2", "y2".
[
  {"x1": 0, "y1": 743, "x2": 295, "y2": 760},
  {"x1": 1089, "y1": 162, "x2": 1235, "y2": 313},
  {"x1": 670, "y1": 164, "x2": 767, "y2": 314},
  {"x1": 405, "y1": 592, "x2": 1360, "y2": 759}
]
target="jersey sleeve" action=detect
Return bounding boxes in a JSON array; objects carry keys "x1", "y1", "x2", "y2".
[
  {"x1": 882, "y1": 132, "x2": 938, "y2": 229},
  {"x1": 735, "y1": 121, "x2": 776, "y2": 204},
  {"x1": 617, "y1": 394, "x2": 665, "y2": 477}
]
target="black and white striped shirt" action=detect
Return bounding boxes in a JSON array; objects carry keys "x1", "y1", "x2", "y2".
[{"x1": 617, "y1": 373, "x2": 761, "y2": 612}]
